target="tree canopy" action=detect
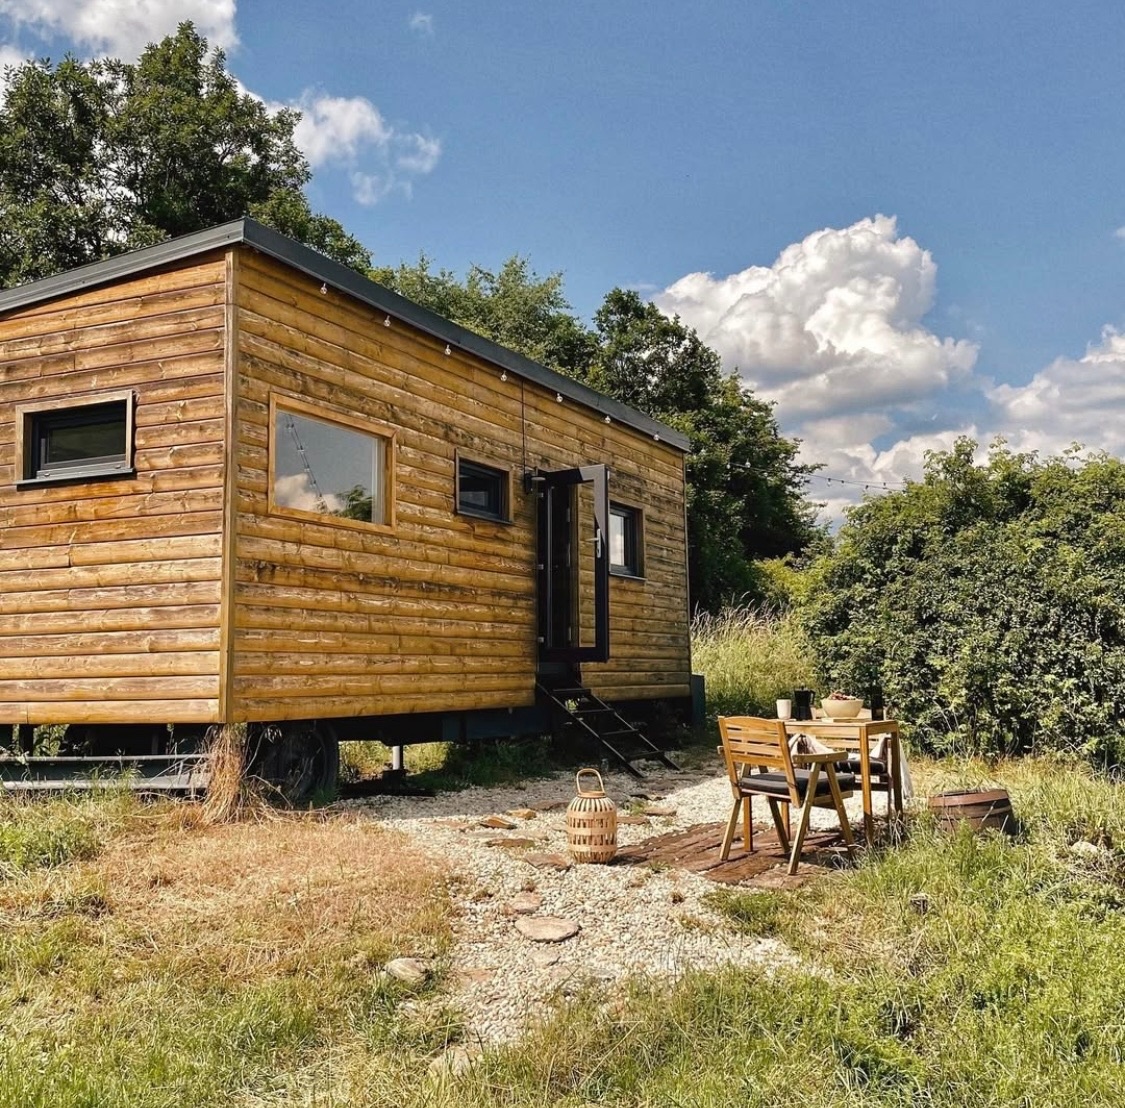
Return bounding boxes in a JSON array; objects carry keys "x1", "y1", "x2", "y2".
[
  {"x1": 375, "y1": 263, "x2": 818, "y2": 610},
  {"x1": 801, "y1": 440, "x2": 1125, "y2": 762},
  {"x1": 0, "y1": 22, "x2": 370, "y2": 286}
]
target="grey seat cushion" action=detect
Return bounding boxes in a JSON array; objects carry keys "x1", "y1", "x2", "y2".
[
  {"x1": 739, "y1": 768, "x2": 856, "y2": 800},
  {"x1": 841, "y1": 757, "x2": 888, "y2": 777}
]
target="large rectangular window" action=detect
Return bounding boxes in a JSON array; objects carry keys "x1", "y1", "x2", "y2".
[
  {"x1": 456, "y1": 455, "x2": 510, "y2": 522},
  {"x1": 18, "y1": 392, "x2": 134, "y2": 484},
  {"x1": 271, "y1": 396, "x2": 393, "y2": 529},
  {"x1": 609, "y1": 503, "x2": 643, "y2": 578}
]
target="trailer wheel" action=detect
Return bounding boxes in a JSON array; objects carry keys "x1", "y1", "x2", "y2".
[{"x1": 249, "y1": 720, "x2": 339, "y2": 805}]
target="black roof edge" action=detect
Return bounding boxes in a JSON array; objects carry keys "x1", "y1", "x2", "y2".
[{"x1": 0, "y1": 218, "x2": 691, "y2": 453}]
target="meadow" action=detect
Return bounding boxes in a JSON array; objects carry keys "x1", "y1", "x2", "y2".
[{"x1": 2, "y1": 613, "x2": 1124, "y2": 1106}]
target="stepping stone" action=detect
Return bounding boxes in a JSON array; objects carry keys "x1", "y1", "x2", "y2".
[
  {"x1": 486, "y1": 837, "x2": 538, "y2": 850},
  {"x1": 507, "y1": 808, "x2": 538, "y2": 820},
  {"x1": 618, "y1": 814, "x2": 651, "y2": 826},
  {"x1": 630, "y1": 791, "x2": 666, "y2": 801},
  {"x1": 384, "y1": 957, "x2": 430, "y2": 986},
  {"x1": 516, "y1": 915, "x2": 580, "y2": 943},
  {"x1": 437, "y1": 819, "x2": 476, "y2": 831},
  {"x1": 531, "y1": 799, "x2": 568, "y2": 812},
  {"x1": 524, "y1": 852, "x2": 573, "y2": 871},
  {"x1": 506, "y1": 891, "x2": 542, "y2": 915},
  {"x1": 532, "y1": 948, "x2": 561, "y2": 967},
  {"x1": 643, "y1": 805, "x2": 677, "y2": 817},
  {"x1": 479, "y1": 815, "x2": 518, "y2": 830},
  {"x1": 456, "y1": 967, "x2": 494, "y2": 985}
]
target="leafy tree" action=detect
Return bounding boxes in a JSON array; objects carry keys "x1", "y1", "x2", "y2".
[
  {"x1": 372, "y1": 254, "x2": 597, "y2": 377},
  {"x1": 0, "y1": 22, "x2": 369, "y2": 287},
  {"x1": 801, "y1": 439, "x2": 1125, "y2": 762},
  {"x1": 590, "y1": 290, "x2": 818, "y2": 610}
]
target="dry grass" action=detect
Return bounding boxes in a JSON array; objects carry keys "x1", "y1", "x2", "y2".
[{"x1": 0, "y1": 798, "x2": 454, "y2": 1107}]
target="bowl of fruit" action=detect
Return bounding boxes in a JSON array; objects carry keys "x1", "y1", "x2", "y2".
[{"x1": 821, "y1": 691, "x2": 864, "y2": 719}]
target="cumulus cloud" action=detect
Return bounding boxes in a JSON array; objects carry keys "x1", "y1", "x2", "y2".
[
  {"x1": 288, "y1": 91, "x2": 441, "y2": 204},
  {"x1": 657, "y1": 215, "x2": 978, "y2": 424},
  {"x1": 987, "y1": 327, "x2": 1125, "y2": 457},
  {"x1": 408, "y1": 11, "x2": 433, "y2": 35},
  {"x1": 273, "y1": 473, "x2": 343, "y2": 515},
  {"x1": 0, "y1": 0, "x2": 237, "y2": 57}
]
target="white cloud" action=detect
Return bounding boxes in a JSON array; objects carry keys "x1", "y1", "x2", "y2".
[
  {"x1": 408, "y1": 11, "x2": 433, "y2": 35},
  {"x1": 0, "y1": 0, "x2": 237, "y2": 58},
  {"x1": 273, "y1": 473, "x2": 343, "y2": 515},
  {"x1": 987, "y1": 327, "x2": 1125, "y2": 457},
  {"x1": 656, "y1": 215, "x2": 978, "y2": 424},
  {"x1": 1114, "y1": 226, "x2": 1125, "y2": 242},
  {"x1": 0, "y1": 43, "x2": 28, "y2": 87},
  {"x1": 288, "y1": 91, "x2": 441, "y2": 205}
]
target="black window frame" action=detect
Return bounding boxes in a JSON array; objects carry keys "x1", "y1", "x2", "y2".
[
  {"x1": 456, "y1": 455, "x2": 511, "y2": 523},
  {"x1": 608, "y1": 502, "x2": 644, "y2": 579},
  {"x1": 17, "y1": 392, "x2": 135, "y2": 487}
]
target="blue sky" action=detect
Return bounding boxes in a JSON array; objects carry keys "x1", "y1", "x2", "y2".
[{"x1": 3, "y1": 1, "x2": 1124, "y2": 517}]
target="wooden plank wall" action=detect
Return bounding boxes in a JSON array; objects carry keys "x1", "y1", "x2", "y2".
[
  {"x1": 0, "y1": 258, "x2": 229, "y2": 724},
  {"x1": 230, "y1": 249, "x2": 690, "y2": 723}
]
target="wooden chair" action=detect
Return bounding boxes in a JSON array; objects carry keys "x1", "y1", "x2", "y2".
[{"x1": 718, "y1": 716, "x2": 858, "y2": 875}]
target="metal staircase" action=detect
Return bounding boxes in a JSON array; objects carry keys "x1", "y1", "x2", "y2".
[{"x1": 536, "y1": 678, "x2": 680, "y2": 778}]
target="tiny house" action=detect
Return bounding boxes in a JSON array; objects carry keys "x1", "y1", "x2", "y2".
[{"x1": 0, "y1": 220, "x2": 693, "y2": 792}]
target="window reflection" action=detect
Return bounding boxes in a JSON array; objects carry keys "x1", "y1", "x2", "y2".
[{"x1": 273, "y1": 408, "x2": 386, "y2": 525}]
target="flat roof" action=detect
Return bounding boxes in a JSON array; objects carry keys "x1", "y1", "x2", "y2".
[{"x1": 0, "y1": 219, "x2": 690, "y2": 452}]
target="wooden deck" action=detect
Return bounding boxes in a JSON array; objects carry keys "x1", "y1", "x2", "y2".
[{"x1": 614, "y1": 820, "x2": 851, "y2": 886}]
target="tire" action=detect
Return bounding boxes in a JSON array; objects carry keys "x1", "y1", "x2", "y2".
[{"x1": 247, "y1": 720, "x2": 339, "y2": 805}]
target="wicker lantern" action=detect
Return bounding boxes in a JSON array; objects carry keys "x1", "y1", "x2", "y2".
[{"x1": 566, "y1": 768, "x2": 617, "y2": 864}]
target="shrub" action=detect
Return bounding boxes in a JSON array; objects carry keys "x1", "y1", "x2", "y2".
[{"x1": 800, "y1": 440, "x2": 1125, "y2": 761}]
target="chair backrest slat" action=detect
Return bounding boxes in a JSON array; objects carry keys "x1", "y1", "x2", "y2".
[{"x1": 718, "y1": 716, "x2": 795, "y2": 786}]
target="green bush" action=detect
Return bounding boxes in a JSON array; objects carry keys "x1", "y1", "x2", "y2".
[{"x1": 800, "y1": 441, "x2": 1125, "y2": 761}]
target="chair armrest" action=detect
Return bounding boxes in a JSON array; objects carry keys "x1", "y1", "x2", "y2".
[{"x1": 792, "y1": 752, "x2": 842, "y2": 766}]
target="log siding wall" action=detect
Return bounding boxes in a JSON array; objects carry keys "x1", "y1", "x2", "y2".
[
  {"x1": 229, "y1": 250, "x2": 690, "y2": 723},
  {"x1": 0, "y1": 257, "x2": 229, "y2": 724}
]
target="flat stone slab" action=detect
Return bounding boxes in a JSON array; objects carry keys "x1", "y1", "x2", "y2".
[
  {"x1": 486, "y1": 837, "x2": 538, "y2": 850},
  {"x1": 530, "y1": 799, "x2": 568, "y2": 812},
  {"x1": 479, "y1": 815, "x2": 518, "y2": 830},
  {"x1": 643, "y1": 805, "x2": 677, "y2": 817},
  {"x1": 524, "y1": 852, "x2": 573, "y2": 871},
  {"x1": 515, "y1": 915, "x2": 580, "y2": 943},
  {"x1": 384, "y1": 957, "x2": 430, "y2": 986},
  {"x1": 506, "y1": 807, "x2": 538, "y2": 820},
  {"x1": 506, "y1": 891, "x2": 543, "y2": 915},
  {"x1": 618, "y1": 814, "x2": 651, "y2": 826}
]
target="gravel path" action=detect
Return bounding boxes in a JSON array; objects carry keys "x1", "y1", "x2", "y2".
[{"x1": 342, "y1": 763, "x2": 869, "y2": 1045}]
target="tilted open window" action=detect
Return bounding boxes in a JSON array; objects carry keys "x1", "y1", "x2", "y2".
[
  {"x1": 609, "y1": 502, "x2": 644, "y2": 578},
  {"x1": 17, "y1": 391, "x2": 135, "y2": 485},
  {"x1": 456, "y1": 454, "x2": 511, "y2": 522},
  {"x1": 270, "y1": 395, "x2": 395, "y2": 530}
]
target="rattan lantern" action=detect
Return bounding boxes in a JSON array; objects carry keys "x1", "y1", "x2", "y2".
[{"x1": 566, "y1": 768, "x2": 617, "y2": 864}]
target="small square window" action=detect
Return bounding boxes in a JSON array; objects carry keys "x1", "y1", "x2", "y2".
[
  {"x1": 609, "y1": 504, "x2": 643, "y2": 578},
  {"x1": 457, "y1": 457, "x2": 509, "y2": 522},
  {"x1": 20, "y1": 394, "x2": 133, "y2": 484}
]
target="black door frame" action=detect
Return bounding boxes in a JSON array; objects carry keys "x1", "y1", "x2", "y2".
[{"x1": 535, "y1": 464, "x2": 610, "y2": 663}]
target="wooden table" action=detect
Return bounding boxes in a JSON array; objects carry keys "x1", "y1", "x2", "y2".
[{"x1": 782, "y1": 718, "x2": 904, "y2": 845}]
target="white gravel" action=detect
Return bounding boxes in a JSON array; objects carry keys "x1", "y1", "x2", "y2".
[{"x1": 341, "y1": 763, "x2": 870, "y2": 1045}]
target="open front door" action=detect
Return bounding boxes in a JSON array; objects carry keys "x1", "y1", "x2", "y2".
[{"x1": 536, "y1": 465, "x2": 610, "y2": 663}]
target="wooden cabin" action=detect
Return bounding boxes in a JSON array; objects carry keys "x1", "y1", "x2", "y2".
[{"x1": 0, "y1": 219, "x2": 693, "y2": 788}]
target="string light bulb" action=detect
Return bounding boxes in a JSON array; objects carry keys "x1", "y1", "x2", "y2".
[
  {"x1": 500, "y1": 371, "x2": 508, "y2": 382},
  {"x1": 320, "y1": 283, "x2": 328, "y2": 295},
  {"x1": 556, "y1": 393, "x2": 563, "y2": 403},
  {"x1": 444, "y1": 344, "x2": 451, "y2": 356},
  {"x1": 604, "y1": 415, "x2": 611, "y2": 424},
  {"x1": 384, "y1": 315, "x2": 391, "y2": 327}
]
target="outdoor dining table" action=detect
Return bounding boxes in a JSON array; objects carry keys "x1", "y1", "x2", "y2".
[{"x1": 781, "y1": 717, "x2": 904, "y2": 846}]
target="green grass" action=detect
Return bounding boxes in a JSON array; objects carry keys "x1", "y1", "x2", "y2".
[{"x1": 691, "y1": 606, "x2": 817, "y2": 719}]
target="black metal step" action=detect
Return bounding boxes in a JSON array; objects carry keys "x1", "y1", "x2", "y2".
[{"x1": 535, "y1": 680, "x2": 681, "y2": 778}]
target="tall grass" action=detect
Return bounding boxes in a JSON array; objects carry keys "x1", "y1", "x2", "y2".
[{"x1": 692, "y1": 606, "x2": 817, "y2": 718}]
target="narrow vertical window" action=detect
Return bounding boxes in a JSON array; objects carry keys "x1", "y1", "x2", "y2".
[{"x1": 609, "y1": 503, "x2": 643, "y2": 577}]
